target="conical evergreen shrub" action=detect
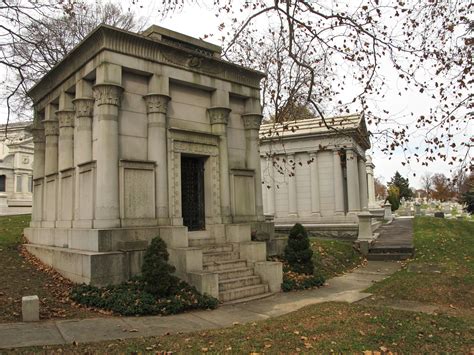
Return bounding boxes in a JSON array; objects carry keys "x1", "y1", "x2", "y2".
[
  {"x1": 284, "y1": 223, "x2": 314, "y2": 275},
  {"x1": 141, "y1": 237, "x2": 177, "y2": 296}
]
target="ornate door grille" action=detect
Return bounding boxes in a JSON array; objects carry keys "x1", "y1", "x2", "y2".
[{"x1": 181, "y1": 156, "x2": 206, "y2": 231}]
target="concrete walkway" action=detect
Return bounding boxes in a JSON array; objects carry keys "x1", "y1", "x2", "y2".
[{"x1": 0, "y1": 261, "x2": 401, "y2": 349}]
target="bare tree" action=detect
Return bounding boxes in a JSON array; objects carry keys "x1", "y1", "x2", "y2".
[
  {"x1": 1, "y1": 0, "x2": 143, "y2": 123},
  {"x1": 154, "y1": 0, "x2": 472, "y2": 169},
  {"x1": 421, "y1": 173, "x2": 433, "y2": 197}
]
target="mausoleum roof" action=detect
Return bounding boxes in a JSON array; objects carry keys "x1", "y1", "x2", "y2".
[{"x1": 259, "y1": 114, "x2": 371, "y2": 149}]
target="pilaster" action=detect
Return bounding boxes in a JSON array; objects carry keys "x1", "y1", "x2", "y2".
[
  {"x1": 366, "y1": 155, "x2": 377, "y2": 208},
  {"x1": 287, "y1": 153, "x2": 298, "y2": 217},
  {"x1": 265, "y1": 157, "x2": 275, "y2": 216},
  {"x1": 358, "y1": 156, "x2": 369, "y2": 211},
  {"x1": 27, "y1": 119, "x2": 45, "y2": 227},
  {"x1": 309, "y1": 152, "x2": 321, "y2": 217},
  {"x1": 92, "y1": 65, "x2": 123, "y2": 228},
  {"x1": 242, "y1": 112, "x2": 264, "y2": 221},
  {"x1": 346, "y1": 149, "x2": 361, "y2": 214},
  {"x1": 333, "y1": 149, "x2": 345, "y2": 215},
  {"x1": 209, "y1": 106, "x2": 232, "y2": 224},
  {"x1": 144, "y1": 91, "x2": 171, "y2": 225}
]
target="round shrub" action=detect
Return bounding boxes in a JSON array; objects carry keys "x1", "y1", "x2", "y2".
[
  {"x1": 284, "y1": 223, "x2": 314, "y2": 275},
  {"x1": 141, "y1": 237, "x2": 178, "y2": 297}
]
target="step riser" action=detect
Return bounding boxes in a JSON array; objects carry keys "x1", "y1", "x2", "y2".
[
  {"x1": 188, "y1": 238, "x2": 216, "y2": 247},
  {"x1": 201, "y1": 245, "x2": 233, "y2": 253},
  {"x1": 370, "y1": 248, "x2": 414, "y2": 254},
  {"x1": 217, "y1": 268, "x2": 254, "y2": 280},
  {"x1": 204, "y1": 260, "x2": 247, "y2": 271},
  {"x1": 220, "y1": 284, "x2": 268, "y2": 302},
  {"x1": 219, "y1": 276, "x2": 262, "y2": 291},
  {"x1": 203, "y1": 252, "x2": 240, "y2": 263}
]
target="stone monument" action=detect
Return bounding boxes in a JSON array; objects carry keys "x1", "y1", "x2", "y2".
[{"x1": 24, "y1": 24, "x2": 282, "y2": 302}]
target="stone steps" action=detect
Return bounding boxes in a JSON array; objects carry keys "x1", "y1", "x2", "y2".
[
  {"x1": 370, "y1": 246, "x2": 414, "y2": 254},
  {"x1": 219, "y1": 284, "x2": 269, "y2": 303},
  {"x1": 218, "y1": 275, "x2": 262, "y2": 291},
  {"x1": 203, "y1": 259, "x2": 247, "y2": 272},
  {"x1": 223, "y1": 291, "x2": 274, "y2": 305},
  {"x1": 189, "y1": 237, "x2": 216, "y2": 247},
  {"x1": 200, "y1": 243, "x2": 233, "y2": 253},
  {"x1": 202, "y1": 251, "x2": 240, "y2": 264},
  {"x1": 214, "y1": 267, "x2": 255, "y2": 280}
]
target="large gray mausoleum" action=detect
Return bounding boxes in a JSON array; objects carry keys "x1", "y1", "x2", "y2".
[{"x1": 24, "y1": 24, "x2": 282, "y2": 303}]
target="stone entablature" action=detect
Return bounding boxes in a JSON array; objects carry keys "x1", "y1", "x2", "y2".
[
  {"x1": 260, "y1": 114, "x2": 377, "y2": 226},
  {"x1": 24, "y1": 24, "x2": 281, "y2": 298}
]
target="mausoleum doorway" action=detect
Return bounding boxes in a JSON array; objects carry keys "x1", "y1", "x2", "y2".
[{"x1": 181, "y1": 155, "x2": 206, "y2": 231}]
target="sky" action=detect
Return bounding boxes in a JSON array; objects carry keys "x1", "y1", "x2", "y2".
[{"x1": 0, "y1": 0, "x2": 471, "y2": 188}]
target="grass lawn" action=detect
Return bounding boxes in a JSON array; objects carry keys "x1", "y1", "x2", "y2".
[
  {"x1": 366, "y1": 217, "x2": 474, "y2": 311},
  {"x1": 21, "y1": 302, "x2": 473, "y2": 354},
  {"x1": 0, "y1": 214, "x2": 101, "y2": 323},
  {"x1": 310, "y1": 238, "x2": 364, "y2": 279}
]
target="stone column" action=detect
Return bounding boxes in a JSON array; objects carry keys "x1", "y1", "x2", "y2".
[
  {"x1": 333, "y1": 150, "x2": 345, "y2": 215},
  {"x1": 209, "y1": 107, "x2": 232, "y2": 223},
  {"x1": 265, "y1": 158, "x2": 275, "y2": 216},
  {"x1": 309, "y1": 152, "x2": 321, "y2": 216},
  {"x1": 144, "y1": 93, "x2": 171, "y2": 224},
  {"x1": 358, "y1": 156, "x2": 369, "y2": 211},
  {"x1": 346, "y1": 149, "x2": 361, "y2": 214},
  {"x1": 92, "y1": 64, "x2": 123, "y2": 228},
  {"x1": 242, "y1": 113, "x2": 265, "y2": 221},
  {"x1": 27, "y1": 120, "x2": 45, "y2": 228},
  {"x1": 72, "y1": 97, "x2": 94, "y2": 165},
  {"x1": 287, "y1": 153, "x2": 297, "y2": 217},
  {"x1": 43, "y1": 104, "x2": 59, "y2": 176},
  {"x1": 366, "y1": 155, "x2": 377, "y2": 208},
  {"x1": 57, "y1": 111, "x2": 75, "y2": 171}
]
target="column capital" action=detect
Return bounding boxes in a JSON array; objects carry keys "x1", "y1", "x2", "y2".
[
  {"x1": 56, "y1": 110, "x2": 75, "y2": 128},
  {"x1": 26, "y1": 121, "x2": 45, "y2": 143},
  {"x1": 92, "y1": 83, "x2": 123, "y2": 107},
  {"x1": 143, "y1": 93, "x2": 171, "y2": 114},
  {"x1": 43, "y1": 119, "x2": 59, "y2": 136},
  {"x1": 309, "y1": 151, "x2": 318, "y2": 158},
  {"x1": 72, "y1": 97, "x2": 94, "y2": 118},
  {"x1": 208, "y1": 107, "x2": 231, "y2": 125},
  {"x1": 242, "y1": 113, "x2": 263, "y2": 130}
]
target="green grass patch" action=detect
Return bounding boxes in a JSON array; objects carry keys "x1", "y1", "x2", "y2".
[
  {"x1": 367, "y1": 217, "x2": 474, "y2": 309},
  {"x1": 311, "y1": 238, "x2": 364, "y2": 279},
  {"x1": 0, "y1": 214, "x2": 30, "y2": 248},
  {"x1": 23, "y1": 302, "x2": 473, "y2": 353}
]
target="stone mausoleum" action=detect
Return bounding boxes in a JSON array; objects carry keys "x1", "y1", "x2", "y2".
[
  {"x1": 24, "y1": 25, "x2": 282, "y2": 302},
  {"x1": 260, "y1": 115, "x2": 379, "y2": 239}
]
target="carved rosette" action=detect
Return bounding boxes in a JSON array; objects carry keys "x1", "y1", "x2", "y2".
[
  {"x1": 92, "y1": 84, "x2": 123, "y2": 107},
  {"x1": 143, "y1": 94, "x2": 171, "y2": 114},
  {"x1": 72, "y1": 97, "x2": 94, "y2": 117},
  {"x1": 242, "y1": 113, "x2": 263, "y2": 130},
  {"x1": 56, "y1": 110, "x2": 75, "y2": 128},
  {"x1": 207, "y1": 107, "x2": 231, "y2": 125},
  {"x1": 43, "y1": 119, "x2": 59, "y2": 136}
]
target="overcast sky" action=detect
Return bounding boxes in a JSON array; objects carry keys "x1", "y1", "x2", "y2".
[{"x1": 0, "y1": 0, "x2": 471, "y2": 188}]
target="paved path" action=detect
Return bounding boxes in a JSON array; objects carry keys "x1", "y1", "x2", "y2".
[
  {"x1": 0, "y1": 261, "x2": 401, "y2": 349},
  {"x1": 373, "y1": 218, "x2": 414, "y2": 249}
]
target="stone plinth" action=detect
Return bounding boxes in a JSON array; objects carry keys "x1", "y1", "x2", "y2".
[{"x1": 22, "y1": 295, "x2": 39, "y2": 322}]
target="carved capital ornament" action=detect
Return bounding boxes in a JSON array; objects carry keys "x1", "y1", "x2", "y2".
[
  {"x1": 242, "y1": 113, "x2": 263, "y2": 130},
  {"x1": 92, "y1": 84, "x2": 123, "y2": 106},
  {"x1": 143, "y1": 94, "x2": 171, "y2": 114},
  {"x1": 207, "y1": 107, "x2": 231, "y2": 125},
  {"x1": 73, "y1": 97, "x2": 94, "y2": 117},
  {"x1": 43, "y1": 119, "x2": 59, "y2": 136},
  {"x1": 56, "y1": 110, "x2": 75, "y2": 128}
]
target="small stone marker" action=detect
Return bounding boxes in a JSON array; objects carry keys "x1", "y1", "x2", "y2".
[{"x1": 22, "y1": 295, "x2": 39, "y2": 322}]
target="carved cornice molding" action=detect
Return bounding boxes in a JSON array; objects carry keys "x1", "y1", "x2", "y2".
[
  {"x1": 43, "y1": 119, "x2": 59, "y2": 136},
  {"x1": 143, "y1": 94, "x2": 171, "y2": 114},
  {"x1": 92, "y1": 84, "x2": 123, "y2": 107},
  {"x1": 73, "y1": 97, "x2": 95, "y2": 118},
  {"x1": 242, "y1": 113, "x2": 263, "y2": 130},
  {"x1": 208, "y1": 107, "x2": 231, "y2": 125},
  {"x1": 56, "y1": 110, "x2": 75, "y2": 128}
]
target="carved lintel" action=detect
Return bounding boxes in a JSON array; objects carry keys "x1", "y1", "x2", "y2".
[
  {"x1": 92, "y1": 84, "x2": 123, "y2": 107},
  {"x1": 72, "y1": 97, "x2": 94, "y2": 118},
  {"x1": 242, "y1": 113, "x2": 263, "y2": 130},
  {"x1": 56, "y1": 110, "x2": 75, "y2": 128},
  {"x1": 207, "y1": 107, "x2": 231, "y2": 125},
  {"x1": 143, "y1": 94, "x2": 171, "y2": 115},
  {"x1": 43, "y1": 119, "x2": 59, "y2": 136}
]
